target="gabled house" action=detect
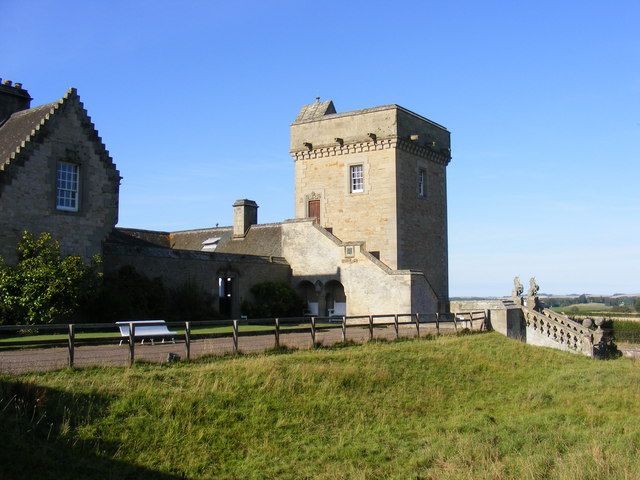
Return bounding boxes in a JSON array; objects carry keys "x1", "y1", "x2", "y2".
[{"x1": 0, "y1": 80, "x2": 120, "y2": 263}]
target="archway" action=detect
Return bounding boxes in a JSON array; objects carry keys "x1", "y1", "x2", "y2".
[
  {"x1": 297, "y1": 280, "x2": 319, "y2": 316},
  {"x1": 324, "y1": 280, "x2": 346, "y2": 317}
]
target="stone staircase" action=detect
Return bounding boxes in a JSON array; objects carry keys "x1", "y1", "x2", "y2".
[{"x1": 522, "y1": 305, "x2": 595, "y2": 356}]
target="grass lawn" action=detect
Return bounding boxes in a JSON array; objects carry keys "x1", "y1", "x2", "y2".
[{"x1": 1, "y1": 333, "x2": 639, "y2": 479}]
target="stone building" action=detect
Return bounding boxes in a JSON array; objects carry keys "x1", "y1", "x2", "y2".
[
  {"x1": 0, "y1": 80, "x2": 120, "y2": 263},
  {"x1": 0, "y1": 80, "x2": 451, "y2": 318}
]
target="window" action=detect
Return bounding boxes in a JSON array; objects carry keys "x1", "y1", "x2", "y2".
[
  {"x1": 56, "y1": 162, "x2": 79, "y2": 211},
  {"x1": 350, "y1": 164, "x2": 364, "y2": 193},
  {"x1": 418, "y1": 168, "x2": 426, "y2": 197}
]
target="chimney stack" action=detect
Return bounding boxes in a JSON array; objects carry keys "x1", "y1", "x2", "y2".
[
  {"x1": 0, "y1": 78, "x2": 32, "y2": 124},
  {"x1": 233, "y1": 199, "x2": 258, "y2": 237}
]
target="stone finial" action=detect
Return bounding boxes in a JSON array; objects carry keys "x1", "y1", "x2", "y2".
[
  {"x1": 2, "y1": 79, "x2": 12, "y2": 86},
  {"x1": 528, "y1": 277, "x2": 539, "y2": 297},
  {"x1": 582, "y1": 318, "x2": 593, "y2": 328},
  {"x1": 512, "y1": 276, "x2": 523, "y2": 297}
]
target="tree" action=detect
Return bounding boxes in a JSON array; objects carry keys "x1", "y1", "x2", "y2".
[
  {"x1": 635, "y1": 298, "x2": 640, "y2": 313},
  {"x1": 0, "y1": 231, "x2": 100, "y2": 325}
]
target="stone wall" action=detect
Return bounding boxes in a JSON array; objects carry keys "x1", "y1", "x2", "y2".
[
  {"x1": 281, "y1": 219, "x2": 438, "y2": 315},
  {"x1": 294, "y1": 146, "x2": 399, "y2": 269},
  {"x1": 0, "y1": 98, "x2": 119, "y2": 263},
  {"x1": 103, "y1": 244, "x2": 291, "y2": 318},
  {"x1": 396, "y1": 148, "x2": 448, "y2": 302}
]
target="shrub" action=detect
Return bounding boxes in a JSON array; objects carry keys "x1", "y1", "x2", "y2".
[
  {"x1": 241, "y1": 282, "x2": 304, "y2": 318},
  {"x1": 168, "y1": 279, "x2": 218, "y2": 322},
  {"x1": 0, "y1": 232, "x2": 100, "y2": 325},
  {"x1": 86, "y1": 265, "x2": 169, "y2": 322}
]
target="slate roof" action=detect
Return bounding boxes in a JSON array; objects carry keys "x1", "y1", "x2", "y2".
[
  {"x1": 0, "y1": 88, "x2": 118, "y2": 185},
  {"x1": 169, "y1": 227, "x2": 232, "y2": 251},
  {"x1": 0, "y1": 100, "x2": 59, "y2": 171},
  {"x1": 110, "y1": 223, "x2": 284, "y2": 258},
  {"x1": 107, "y1": 228, "x2": 171, "y2": 248},
  {"x1": 294, "y1": 99, "x2": 336, "y2": 123},
  {"x1": 171, "y1": 224, "x2": 283, "y2": 257}
]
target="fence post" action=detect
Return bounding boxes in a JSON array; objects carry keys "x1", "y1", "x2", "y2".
[
  {"x1": 68, "y1": 324, "x2": 75, "y2": 368},
  {"x1": 469, "y1": 313, "x2": 474, "y2": 330},
  {"x1": 311, "y1": 316, "x2": 316, "y2": 348},
  {"x1": 274, "y1": 318, "x2": 280, "y2": 348},
  {"x1": 232, "y1": 320, "x2": 238, "y2": 354},
  {"x1": 435, "y1": 312, "x2": 440, "y2": 336},
  {"x1": 128, "y1": 322, "x2": 135, "y2": 366},
  {"x1": 368, "y1": 315, "x2": 373, "y2": 341},
  {"x1": 394, "y1": 314, "x2": 399, "y2": 339},
  {"x1": 415, "y1": 313, "x2": 420, "y2": 338},
  {"x1": 185, "y1": 321, "x2": 191, "y2": 361},
  {"x1": 453, "y1": 314, "x2": 458, "y2": 333},
  {"x1": 341, "y1": 316, "x2": 346, "y2": 343}
]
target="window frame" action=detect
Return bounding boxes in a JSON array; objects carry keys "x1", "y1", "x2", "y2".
[
  {"x1": 350, "y1": 164, "x2": 364, "y2": 193},
  {"x1": 55, "y1": 161, "x2": 80, "y2": 212},
  {"x1": 418, "y1": 167, "x2": 427, "y2": 198}
]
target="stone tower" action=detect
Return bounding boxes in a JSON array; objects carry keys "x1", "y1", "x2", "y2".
[{"x1": 290, "y1": 100, "x2": 451, "y2": 306}]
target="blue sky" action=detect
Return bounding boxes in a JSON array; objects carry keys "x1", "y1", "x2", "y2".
[{"x1": 2, "y1": 0, "x2": 639, "y2": 296}]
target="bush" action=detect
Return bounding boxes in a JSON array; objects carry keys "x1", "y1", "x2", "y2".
[
  {"x1": 0, "y1": 232, "x2": 100, "y2": 325},
  {"x1": 86, "y1": 265, "x2": 169, "y2": 322},
  {"x1": 241, "y1": 282, "x2": 304, "y2": 318},
  {"x1": 168, "y1": 279, "x2": 218, "y2": 322},
  {"x1": 88, "y1": 267, "x2": 219, "y2": 323}
]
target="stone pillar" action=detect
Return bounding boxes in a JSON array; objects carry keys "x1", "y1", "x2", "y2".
[
  {"x1": 526, "y1": 296, "x2": 541, "y2": 312},
  {"x1": 233, "y1": 199, "x2": 258, "y2": 238}
]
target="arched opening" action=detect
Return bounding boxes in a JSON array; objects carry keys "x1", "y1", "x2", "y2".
[
  {"x1": 324, "y1": 280, "x2": 346, "y2": 317},
  {"x1": 297, "y1": 280, "x2": 319, "y2": 316}
]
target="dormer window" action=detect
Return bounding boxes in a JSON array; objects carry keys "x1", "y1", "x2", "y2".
[
  {"x1": 56, "y1": 161, "x2": 79, "y2": 211},
  {"x1": 202, "y1": 237, "x2": 221, "y2": 251}
]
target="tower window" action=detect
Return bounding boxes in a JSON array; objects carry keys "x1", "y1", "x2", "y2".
[
  {"x1": 350, "y1": 164, "x2": 364, "y2": 193},
  {"x1": 56, "y1": 162, "x2": 79, "y2": 211},
  {"x1": 418, "y1": 168, "x2": 426, "y2": 197}
]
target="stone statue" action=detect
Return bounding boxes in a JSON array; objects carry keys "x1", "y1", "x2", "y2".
[
  {"x1": 528, "y1": 277, "x2": 539, "y2": 297},
  {"x1": 512, "y1": 276, "x2": 523, "y2": 297}
]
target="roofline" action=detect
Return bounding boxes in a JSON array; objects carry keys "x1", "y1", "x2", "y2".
[
  {"x1": 168, "y1": 221, "x2": 283, "y2": 235},
  {"x1": 115, "y1": 226, "x2": 171, "y2": 235},
  {"x1": 291, "y1": 103, "x2": 449, "y2": 132}
]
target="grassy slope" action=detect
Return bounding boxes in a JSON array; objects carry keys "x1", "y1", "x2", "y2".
[{"x1": 1, "y1": 333, "x2": 639, "y2": 480}]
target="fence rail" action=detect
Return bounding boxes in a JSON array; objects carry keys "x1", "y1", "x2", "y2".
[{"x1": 0, "y1": 313, "x2": 480, "y2": 373}]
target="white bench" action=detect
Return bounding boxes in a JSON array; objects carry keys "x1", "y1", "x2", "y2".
[{"x1": 116, "y1": 320, "x2": 177, "y2": 346}]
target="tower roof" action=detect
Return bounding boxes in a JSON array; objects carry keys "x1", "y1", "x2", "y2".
[{"x1": 294, "y1": 99, "x2": 336, "y2": 123}]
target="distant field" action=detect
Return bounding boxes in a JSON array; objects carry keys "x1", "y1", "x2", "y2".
[
  {"x1": 1, "y1": 333, "x2": 639, "y2": 479},
  {"x1": 551, "y1": 303, "x2": 611, "y2": 312},
  {"x1": 551, "y1": 304, "x2": 639, "y2": 319}
]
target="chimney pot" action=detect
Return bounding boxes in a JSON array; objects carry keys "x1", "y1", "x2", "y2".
[{"x1": 0, "y1": 78, "x2": 32, "y2": 123}]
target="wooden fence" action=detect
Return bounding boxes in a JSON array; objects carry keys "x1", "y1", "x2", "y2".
[{"x1": 0, "y1": 312, "x2": 486, "y2": 370}]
